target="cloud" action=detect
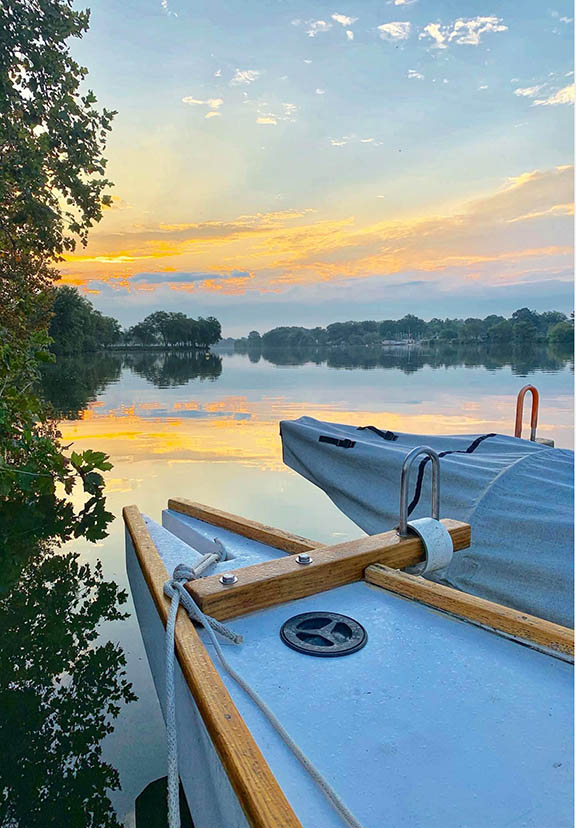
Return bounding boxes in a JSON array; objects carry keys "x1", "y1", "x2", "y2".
[
  {"x1": 161, "y1": 0, "x2": 177, "y2": 17},
  {"x1": 246, "y1": 99, "x2": 297, "y2": 124},
  {"x1": 419, "y1": 16, "x2": 507, "y2": 49},
  {"x1": 514, "y1": 85, "x2": 543, "y2": 98},
  {"x1": 331, "y1": 13, "x2": 358, "y2": 26},
  {"x1": 230, "y1": 69, "x2": 261, "y2": 86},
  {"x1": 316, "y1": 88, "x2": 326, "y2": 95},
  {"x1": 330, "y1": 135, "x2": 382, "y2": 146},
  {"x1": 130, "y1": 270, "x2": 250, "y2": 284},
  {"x1": 388, "y1": 0, "x2": 417, "y2": 5},
  {"x1": 377, "y1": 22, "x2": 411, "y2": 41},
  {"x1": 532, "y1": 84, "x2": 574, "y2": 106},
  {"x1": 302, "y1": 20, "x2": 333, "y2": 37},
  {"x1": 182, "y1": 97, "x2": 223, "y2": 110},
  {"x1": 408, "y1": 69, "x2": 424, "y2": 79},
  {"x1": 346, "y1": 30, "x2": 354, "y2": 40},
  {"x1": 62, "y1": 169, "x2": 572, "y2": 308},
  {"x1": 205, "y1": 111, "x2": 221, "y2": 119}
]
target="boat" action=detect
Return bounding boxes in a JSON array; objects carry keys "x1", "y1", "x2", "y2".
[
  {"x1": 280, "y1": 385, "x2": 574, "y2": 628},
  {"x1": 125, "y1": 433, "x2": 574, "y2": 828}
]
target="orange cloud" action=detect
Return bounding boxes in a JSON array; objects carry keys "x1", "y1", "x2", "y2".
[{"x1": 60, "y1": 165, "x2": 573, "y2": 296}]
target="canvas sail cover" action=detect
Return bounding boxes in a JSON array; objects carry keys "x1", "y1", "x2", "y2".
[{"x1": 281, "y1": 417, "x2": 574, "y2": 628}]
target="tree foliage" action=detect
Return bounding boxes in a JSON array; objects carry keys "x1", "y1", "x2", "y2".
[
  {"x1": 0, "y1": 0, "x2": 118, "y2": 553},
  {"x1": 0, "y1": 5, "x2": 129, "y2": 818},
  {"x1": 235, "y1": 308, "x2": 573, "y2": 351},
  {"x1": 49, "y1": 286, "x2": 121, "y2": 354},
  {"x1": 126, "y1": 312, "x2": 221, "y2": 349}
]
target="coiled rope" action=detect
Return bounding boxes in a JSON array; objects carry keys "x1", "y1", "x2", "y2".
[{"x1": 163, "y1": 555, "x2": 365, "y2": 828}]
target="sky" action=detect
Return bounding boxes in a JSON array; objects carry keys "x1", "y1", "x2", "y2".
[{"x1": 63, "y1": 0, "x2": 574, "y2": 336}]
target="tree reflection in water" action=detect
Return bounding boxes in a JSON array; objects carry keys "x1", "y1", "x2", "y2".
[
  {"x1": 39, "y1": 353, "x2": 123, "y2": 420},
  {"x1": 123, "y1": 350, "x2": 222, "y2": 388},
  {"x1": 0, "y1": 534, "x2": 135, "y2": 828},
  {"x1": 237, "y1": 341, "x2": 574, "y2": 376}
]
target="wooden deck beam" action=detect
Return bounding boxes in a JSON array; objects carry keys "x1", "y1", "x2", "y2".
[
  {"x1": 186, "y1": 519, "x2": 471, "y2": 621},
  {"x1": 365, "y1": 563, "x2": 574, "y2": 657},
  {"x1": 168, "y1": 498, "x2": 322, "y2": 554}
]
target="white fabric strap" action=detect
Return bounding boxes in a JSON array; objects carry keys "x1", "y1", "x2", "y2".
[{"x1": 404, "y1": 517, "x2": 454, "y2": 576}]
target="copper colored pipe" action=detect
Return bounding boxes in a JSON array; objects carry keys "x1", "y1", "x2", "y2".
[{"x1": 515, "y1": 385, "x2": 539, "y2": 441}]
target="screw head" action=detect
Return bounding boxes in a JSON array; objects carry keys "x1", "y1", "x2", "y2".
[
  {"x1": 296, "y1": 553, "x2": 312, "y2": 565},
  {"x1": 219, "y1": 573, "x2": 238, "y2": 585}
]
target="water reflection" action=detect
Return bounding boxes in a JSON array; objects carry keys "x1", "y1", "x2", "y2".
[
  {"x1": 40, "y1": 353, "x2": 123, "y2": 420},
  {"x1": 235, "y1": 341, "x2": 574, "y2": 375},
  {"x1": 0, "y1": 536, "x2": 135, "y2": 827},
  {"x1": 123, "y1": 350, "x2": 222, "y2": 388}
]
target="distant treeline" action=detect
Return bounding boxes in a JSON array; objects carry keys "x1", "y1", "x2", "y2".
[
  {"x1": 235, "y1": 309, "x2": 574, "y2": 351},
  {"x1": 48, "y1": 286, "x2": 222, "y2": 354}
]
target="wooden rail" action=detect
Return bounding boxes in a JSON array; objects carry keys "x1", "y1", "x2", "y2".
[
  {"x1": 123, "y1": 505, "x2": 303, "y2": 828},
  {"x1": 186, "y1": 519, "x2": 471, "y2": 621},
  {"x1": 365, "y1": 564, "x2": 574, "y2": 657},
  {"x1": 168, "y1": 498, "x2": 322, "y2": 554}
]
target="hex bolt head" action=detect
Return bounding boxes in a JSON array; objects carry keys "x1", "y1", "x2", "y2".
[
  {"x1": 219, "y1": 573, "x2": 238, "y2": 585},
  {"x1": 296, "y1": 553, "x2": 312, "y2": 565}
]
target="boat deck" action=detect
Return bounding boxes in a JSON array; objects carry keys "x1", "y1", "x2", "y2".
[{"x1": 133, "y1": 510, "x2": 574, "y2": 828}]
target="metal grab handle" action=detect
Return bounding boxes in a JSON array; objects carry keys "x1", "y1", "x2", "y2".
[
  {"x1": 398, "y1": 446, "x2": 440, "y2": 538},
  {"x1": 514, "y1": 385, "x2": 539, "y2": 441}
]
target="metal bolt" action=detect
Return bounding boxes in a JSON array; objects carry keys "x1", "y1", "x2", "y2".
[
  {"x1": 219, "y1": 573, "x2": 238, "y2": 585},
  {"x1": 296, "y1": 553, "x2": 312, "y2": 565}
]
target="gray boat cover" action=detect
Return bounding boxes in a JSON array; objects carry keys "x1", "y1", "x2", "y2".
[{"x1": 281, "y1": 417, "x2": 574, "y2": 628}]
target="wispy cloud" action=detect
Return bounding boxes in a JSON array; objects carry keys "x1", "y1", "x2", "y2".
[
  {"x1": 130, "y1": 270, "x2": 250, "y2": 284},
  {"x1": 345, "y1": 30, "x2": 354, "y2": 40},
  {"x1": 298, "y1": 19, "x2": 333, "y2": 37},
  {"x1": 181, "y1": 97, "x2": 224, "y2": 117},
  {"x1": 230, "y1": 69, "x2": 261, "y2": 86},
  {"x1": 388, "y1": 0, "x2": 418, "y2": 5},
  {"x1": 161, "y1": 0, "x2": 177, "y2": 17},
  {"x1": 377, "y1": 22, "x2": 411, "y2": 41},
  {"x1": 247, "y1": 99, "x2": 297, "y2": 125},
  {"x1": 408, "y1": 69, "x2": 424, "y2": 80},
  {"x1": 419, "y1": 16, "x2": 507, "y2": 48},
  {"x1": 330, "y1": 135, "x2": 383, "y2": 146},
  {"x1": 62, "y1": 166, "x2": 573, "y2": 306},
  {"x1": 331, "y1": 13, "x2": 358, "y2": 26},
  {"x1": 514, "y1": 85, "x2": 543, "y2": 98},
  {"x1": 533, "y1": 84, "x2": 574, "y2": 106}
]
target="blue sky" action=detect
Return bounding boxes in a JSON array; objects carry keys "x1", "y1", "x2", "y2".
[{"x1": 64, "y1": 0, "x2": 574, "y2": 334}]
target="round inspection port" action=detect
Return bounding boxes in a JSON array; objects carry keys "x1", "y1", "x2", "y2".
[{"x1": 280, "y1": 612, "x2": 367, "y2": 657}]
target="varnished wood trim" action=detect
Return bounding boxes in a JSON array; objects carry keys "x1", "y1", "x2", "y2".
[
  {"x1": 365, "y1": 563, "x2": 574, "y2": 657},
  {"x1": 187, "y1": 519, "x2": 471, "y2": 621},
  {"x1": 168, "y1": 498, "x2": 322, "y2": 554},
  {"x1": 123, "y1": 505, "x2": 303, "y2": 828}
]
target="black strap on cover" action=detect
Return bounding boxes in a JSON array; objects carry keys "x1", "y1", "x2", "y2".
[
  {"x1": 318, "y1": 435, "x2": 356, "y2": 449},
  {"x1": 407, "y1": 433, "x2": 497, "y2": 517},
  {"x1": 357, "y1": 426, "x2": 398, "y2": 441}
]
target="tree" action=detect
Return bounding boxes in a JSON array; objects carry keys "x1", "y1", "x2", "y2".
[
  {"x1": 47, "y1": 287, "x2": 120, "y2": 353},
  {"x1": 548, "y1": 321, "x2": 574, "y2": 350},
  {"x1": 129, "y1": 320, "x2": 157, "y2": 346},
  {"x1": 0, "y1": 0, "x2": 115, "y2": 332}
]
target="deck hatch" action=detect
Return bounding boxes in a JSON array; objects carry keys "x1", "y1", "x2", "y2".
[{"x1": 280, "y1": 612, "x2": 367, "y2": 656}]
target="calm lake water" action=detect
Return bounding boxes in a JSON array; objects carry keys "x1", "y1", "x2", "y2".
[{"x1": 20, "y1": 345, "x2": 576, "y2": 824}]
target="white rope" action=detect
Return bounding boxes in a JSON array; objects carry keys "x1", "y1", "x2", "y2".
[
  {"x1": 163, "y1": 557, "x2": 365, "y2": 828},
  {"x1": 163, "y1": 549, "x2": 239, "y2": 828}
]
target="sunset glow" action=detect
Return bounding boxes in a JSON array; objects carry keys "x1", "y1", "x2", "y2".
[{"x1": 63, "y1": 0, "x2": 573, "y2": 334}]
